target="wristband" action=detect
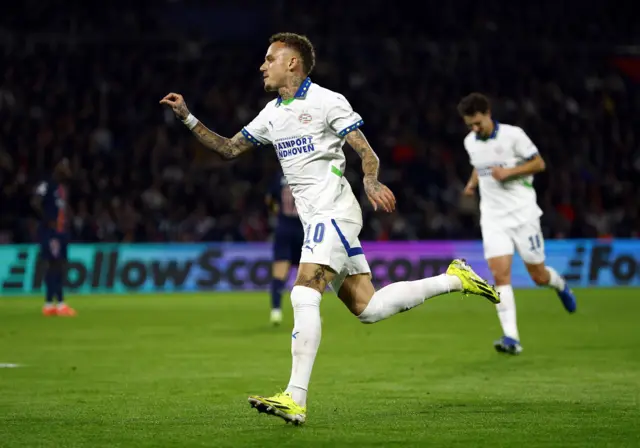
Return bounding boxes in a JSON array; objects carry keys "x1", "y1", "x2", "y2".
[{"x1": 182, "y1": 113, "x2": 198, "y2": 130}]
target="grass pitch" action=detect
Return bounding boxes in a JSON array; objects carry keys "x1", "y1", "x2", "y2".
[{"x1": 1, "y1": 288, "x2": 639, "y2": 447}]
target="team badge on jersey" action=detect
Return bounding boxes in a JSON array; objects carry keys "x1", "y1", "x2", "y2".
[{"x1": 298, "y1": 112, "x2": 312, "y2": 124}]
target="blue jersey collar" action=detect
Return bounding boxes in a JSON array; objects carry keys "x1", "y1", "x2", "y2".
[
  {"x1": 476, "y1": 120, "x2": 500, "y2": 141},
  {"x1": 276, "y1": 77, "x2": 312, "y2": 106}
]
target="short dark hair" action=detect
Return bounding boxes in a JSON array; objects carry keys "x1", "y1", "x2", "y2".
[
  {"x1": 269, "y1": 32, "x2": 316, "y2": 76},
  {"x1": 457, "y1": 93, "x2": 491, "y2": 117}
]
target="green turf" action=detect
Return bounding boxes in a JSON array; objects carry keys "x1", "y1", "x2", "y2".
[{"x1": 1, "y1": 289, "x2": 639, "y2": 447}]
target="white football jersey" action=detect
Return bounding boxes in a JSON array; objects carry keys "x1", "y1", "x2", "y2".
[
  {"x1": 243, "y1": 77, "x2": 363, "y2": 226},
  {"x1": 464, "y1": 122, "x2": 543, "y2": 227}
]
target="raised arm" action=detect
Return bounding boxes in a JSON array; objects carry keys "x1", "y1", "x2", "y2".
[
  {"x1": 345, "y1": 129, "x2": 396, "y2": 212},
  {"x1": 191, "y1": 124, "x2": 254, "y2": 161},
  {"x1": 160, "y1": 92, "x2": 253, "y2": 160}
]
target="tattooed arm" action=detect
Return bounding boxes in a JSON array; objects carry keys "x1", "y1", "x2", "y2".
[
  {"x1": 160, "y1": 92, "x2": 253, "y2": 160},
  {"x1": 190, "y1": 123, "x2": 253, "y2": 160},
  {"x1": 345, "y1": 129, "x2": 380, "y2": 180},
  {"x1": 345, "y1": 129, "x2": 396, "y2": 212}
]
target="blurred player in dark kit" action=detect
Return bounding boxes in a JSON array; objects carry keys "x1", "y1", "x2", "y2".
[{"x1": 32, "y1": 158, "x2": 77, "y2": 317}]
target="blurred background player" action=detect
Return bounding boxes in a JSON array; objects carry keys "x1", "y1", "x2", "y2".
[
  {"x1": 266, "y1": 172, "x2": 305, "y2": 326},
  {"x1": 31, "y1": 158, "x2": 76, "y2": 317},
  {"x1": 458, "y1": 93, "x2": 576, "y2": 355}
]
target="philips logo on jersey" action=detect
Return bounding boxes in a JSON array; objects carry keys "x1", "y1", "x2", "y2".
[{"x1": 275, "y1": 135, "x2": 315, "y2": 159}]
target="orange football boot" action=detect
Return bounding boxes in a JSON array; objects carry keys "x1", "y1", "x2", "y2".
[{"x1": 56, "y1": 304, "x2": 77, "y2": 317}]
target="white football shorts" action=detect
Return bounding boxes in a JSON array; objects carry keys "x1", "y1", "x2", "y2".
[
  {"x1": 481, "y1": 218, "x2": 546, "y2": 264},
  {"x1": 299, "y1": 218, "x2": 371, "y2": 293}
]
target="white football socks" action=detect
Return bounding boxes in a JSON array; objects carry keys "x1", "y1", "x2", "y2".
[
  {"x1": 285, "y1": 286, "x2": 322, "y2": 408},
  {"x1": 357, "y1": 274, "x2": 462, "y2": 324},
  {"x1": 495, "y1": 284, "x2": 519, "y2": 341},
  {"x1": 545, "y1": 266, "x2": 566, "y2": 291}
]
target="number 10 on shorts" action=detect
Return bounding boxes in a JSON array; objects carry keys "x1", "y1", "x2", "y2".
[{"x1": 305, "y1": 223, "x2": 325, "y2": 244}]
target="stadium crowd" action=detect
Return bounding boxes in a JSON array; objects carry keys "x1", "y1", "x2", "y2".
[{"x1": 1, "y1": 1, "x2": 638, "y2": 244}]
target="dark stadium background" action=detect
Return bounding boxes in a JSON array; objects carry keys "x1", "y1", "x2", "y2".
[{"x1": 1, "y1": 0, "x2": 638, "y2": 244}]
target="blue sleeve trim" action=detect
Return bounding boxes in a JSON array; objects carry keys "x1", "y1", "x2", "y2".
[
  {"x1": 337, "y1": 119, "x2": 364, "y2": 137},
  {"x1": 331, "y1": 219, "x2": 365, "y2": 257},
  {"x1": 523, "y1": 152, "x2": 539, "y2": 161},
  {"x1": 241, "y1": 128, "x2": 264, "y2": 147}
]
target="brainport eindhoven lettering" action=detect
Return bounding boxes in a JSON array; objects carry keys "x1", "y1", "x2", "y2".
[
  {"x1": 477, "y1": 163, "x2": 507, "y2": 177},
  {"x1": 275, "y1": 135, "x2": 315, "y2": 159}
]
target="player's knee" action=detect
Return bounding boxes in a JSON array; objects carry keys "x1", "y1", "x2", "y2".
[
  {"x1": 336, "y1": 274, "x2": 375, "y2": 320},
  {"x1": 490, "y1": 268, "x2": 511, "y2": 286},
  {"x1": 529, "y1": 267, "x2": 549, "y2": 286},
  {"x1": 272, "y1": 260, "x2": 290, "y2": 280},
  {"x1": 357, "y1": 310, "x2": 374, "y2": 324},
  {"x1": 294, "y1": 265, "x2": 332, "y2": 294},
  {"x1": 293, "y1": 276, "x2": 326, "y2": 294},
  {"x1": 356, "y1": 300, "x2": 381, "y2": 324},
  {"x1": 352, "y1": 303, "x2": 369, "y2": 319}
]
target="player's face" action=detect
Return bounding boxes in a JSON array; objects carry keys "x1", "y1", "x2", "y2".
[
  {"x1": 260, "y1": 42, "x2": 295, "y2": 91},
  {"x1": 463, "y1": 112, "x2": 493, "y2": 138}
]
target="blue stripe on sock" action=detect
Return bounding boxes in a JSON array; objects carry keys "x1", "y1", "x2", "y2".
[{"x1": 330, "y1": 219, "x2": 364, "y2": 257}]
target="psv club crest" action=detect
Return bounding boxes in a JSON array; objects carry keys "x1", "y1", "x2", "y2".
[{"x1": 298, "y1": 112, "x2": 312, "y2": 124}]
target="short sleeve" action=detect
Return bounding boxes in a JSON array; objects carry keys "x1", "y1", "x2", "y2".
[
  {"x1": 242, "y1": 107, "x2": 271, "y2": 146},
  {"x1": 513, "y1": 127, "x2": 539, "y2": 160},
  {"x1": 325, "y1": 94, "x2": 364, "y2": 137},
  {"x1": 35, "y1": 182, "x2": 48, "y2": 196}
]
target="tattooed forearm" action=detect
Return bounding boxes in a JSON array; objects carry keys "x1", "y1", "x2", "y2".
[
  {"x1": 159, "y1": 92, "x2": 251, "y2": 159},
  {"x1": 345, "y1": 129, "x2": 380, "y2": 179},
  {"x1": 345, "y1": 129, "x2": 392, "y2": 204},
  {"x1": 192, "y1": 124, "x2": 253, "y2": 160}
]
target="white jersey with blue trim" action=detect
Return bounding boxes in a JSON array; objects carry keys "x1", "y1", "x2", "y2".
[
  {"x1": 242, "y1": 77, "x2": 363, "y2": 226},
  {"x1": 463, "y1": 122, "x2": 543, "y2": 227}
]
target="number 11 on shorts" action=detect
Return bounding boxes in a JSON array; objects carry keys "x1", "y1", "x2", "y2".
[{"x1": 528, "y1": 234, "x2": 541, "y2": 251}]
